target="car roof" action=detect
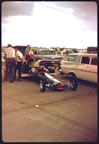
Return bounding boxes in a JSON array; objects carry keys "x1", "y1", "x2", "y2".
[{"x1": 69, "y1": 53, "x2": 97, "y2": 57}]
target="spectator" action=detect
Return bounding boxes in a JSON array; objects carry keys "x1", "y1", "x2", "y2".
[
  {"x1": 24, "y1": 45, "x2": 31, "y2": 59},
  {"x1": 15, "y1": 47, "x2": 24, "y2": 81},
  {"x1": 4, "y1": 44, "x2": 16, "y2": 82}
]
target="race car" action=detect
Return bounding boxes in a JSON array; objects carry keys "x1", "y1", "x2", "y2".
[
  {"x1": 22, "y1": 54, "x2": 78, "y2": 92},
  {"x1": 38, "y1": 67, "x2": 78, "y2": 92}
]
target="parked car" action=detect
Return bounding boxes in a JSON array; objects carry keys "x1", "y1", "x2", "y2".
[
  {"x1": 14, "y1": 46, "x2": 27, "y2": 54},
  {"x1": 60, "y1": 53, "x2": 97, "y2": 83},
  {"x1": 34, "y1": 49, "x2": 63, "y2": 72}
]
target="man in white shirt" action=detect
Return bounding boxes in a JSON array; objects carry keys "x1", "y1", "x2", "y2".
[
  {"x1": 4, "y1": 44, "x2": 16, "y2": 82},
  {"x1": 15, "y1": 47, "x2": 24, "y2": 81}
]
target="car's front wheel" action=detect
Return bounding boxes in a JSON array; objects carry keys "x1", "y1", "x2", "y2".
[{"x1": 40, "y1": 79, "x2": 46, "y2": 92}]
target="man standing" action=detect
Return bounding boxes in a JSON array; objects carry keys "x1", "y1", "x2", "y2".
[
  {"x1": 4, "y1": 44, "x2": 16, "y2": 82},
  {"x1": 24, "y1": 45, "x2": 31, "y2": 59},
  {"x1": 15, "y1": 47, "x2": 24, "y2": 81}
]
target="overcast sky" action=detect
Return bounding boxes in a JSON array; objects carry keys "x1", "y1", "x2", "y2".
[{"x1": 2, "y1": 1, "x2": 97, "y2": 49}]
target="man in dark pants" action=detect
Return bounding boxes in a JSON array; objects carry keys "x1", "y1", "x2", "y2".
[
  {"x1": 4, "y1": 44, "x2": 16, "y2": 82},
  {"x1": 15, "y1": 47, "x2": 24, "y2": 81}
]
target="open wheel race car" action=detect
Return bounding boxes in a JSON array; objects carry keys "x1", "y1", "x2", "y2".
[
  {"x1": 39, "y1": 69, "x2": 78, "y2": 92},
  {"x1": 22, "y1": 56, "x2": 78, "y2": 92}
]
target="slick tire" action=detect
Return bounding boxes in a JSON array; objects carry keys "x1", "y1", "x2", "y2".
[{"x1": 40, "y1": 79, "x2": 46, "y2": 92}]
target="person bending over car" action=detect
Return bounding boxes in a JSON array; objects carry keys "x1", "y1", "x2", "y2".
[
  {"x1": 26, "y1": 51, "x2": 35, "y2": 65},
  {"x1": 23, "y1": 51, "x2": 35, "y2": 73}
]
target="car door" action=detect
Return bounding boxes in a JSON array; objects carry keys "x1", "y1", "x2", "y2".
[
  {"x1": 61, "y1": 55, "x2": 78, "y2": 74},
  {"x1": 76, "y1": 56, "x2": 97, "y2": 83},
  {"x1": 76, "y1": 56, "x2": 91, "y2": 81}
]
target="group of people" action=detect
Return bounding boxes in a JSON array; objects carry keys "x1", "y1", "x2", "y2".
[{"x1": 4, "y1": 44, "x2": 33, "y2": 83}]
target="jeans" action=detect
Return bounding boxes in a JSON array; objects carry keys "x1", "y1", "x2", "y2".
[
  {"x1": 5, "y1": 58, "x2": 15, "y2": 81},
  {"x1": 15, "y1": 62, "x2": 22, "y2": 79}
]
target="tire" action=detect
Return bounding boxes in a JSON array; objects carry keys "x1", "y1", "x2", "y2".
[
  {"x1": 68, "y1": 75, "x2": 78, "y2": 91},
  {"x1": 40, "y1": 79, "x2": 46, "y2": 92}
]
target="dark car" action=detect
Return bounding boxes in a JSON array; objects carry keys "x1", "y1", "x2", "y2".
[
  {"x1": 14, "y1": 46, "x2": 27, "y2": 55},
  {"x1": 34, "y1": 49, "x2": 63, "y2": 72}
]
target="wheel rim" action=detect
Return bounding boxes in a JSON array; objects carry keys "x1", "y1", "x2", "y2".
[{"x1": 70, "y1": 79, "x2": 75, "y2": 88}]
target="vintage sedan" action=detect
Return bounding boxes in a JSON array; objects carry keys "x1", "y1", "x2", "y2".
[
  {"x1": 34, "y1": 49, "x2": 63, "y2": 72},
  {"x1": 60, "y1": 53, "x2": 97, "y2": 83}
]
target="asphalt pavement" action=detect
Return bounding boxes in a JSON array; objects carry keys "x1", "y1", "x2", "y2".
[{"x1": 2, "y1": 74, "x2": 97, "y2": 142}]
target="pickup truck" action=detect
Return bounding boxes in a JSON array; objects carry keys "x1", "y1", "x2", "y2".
[{"x1": 34, "y1": 49, "x2": 63, "y2": 72}]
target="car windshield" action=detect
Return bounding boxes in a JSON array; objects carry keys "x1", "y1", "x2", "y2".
[
  {"x1": 67, "y1": 55, "x2": 78, "y2": 62},
  {"x1": 39, "y1": 50, "x2": 56, "y2": 55}
]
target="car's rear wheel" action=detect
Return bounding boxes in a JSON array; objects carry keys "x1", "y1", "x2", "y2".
[{"x1": 40, "y1": 79, "x2": 46, "y2": 92}]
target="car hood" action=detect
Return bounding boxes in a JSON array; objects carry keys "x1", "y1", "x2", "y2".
[{"x1": 34, "y1": 55, "x2": 63, "y2": 59}]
